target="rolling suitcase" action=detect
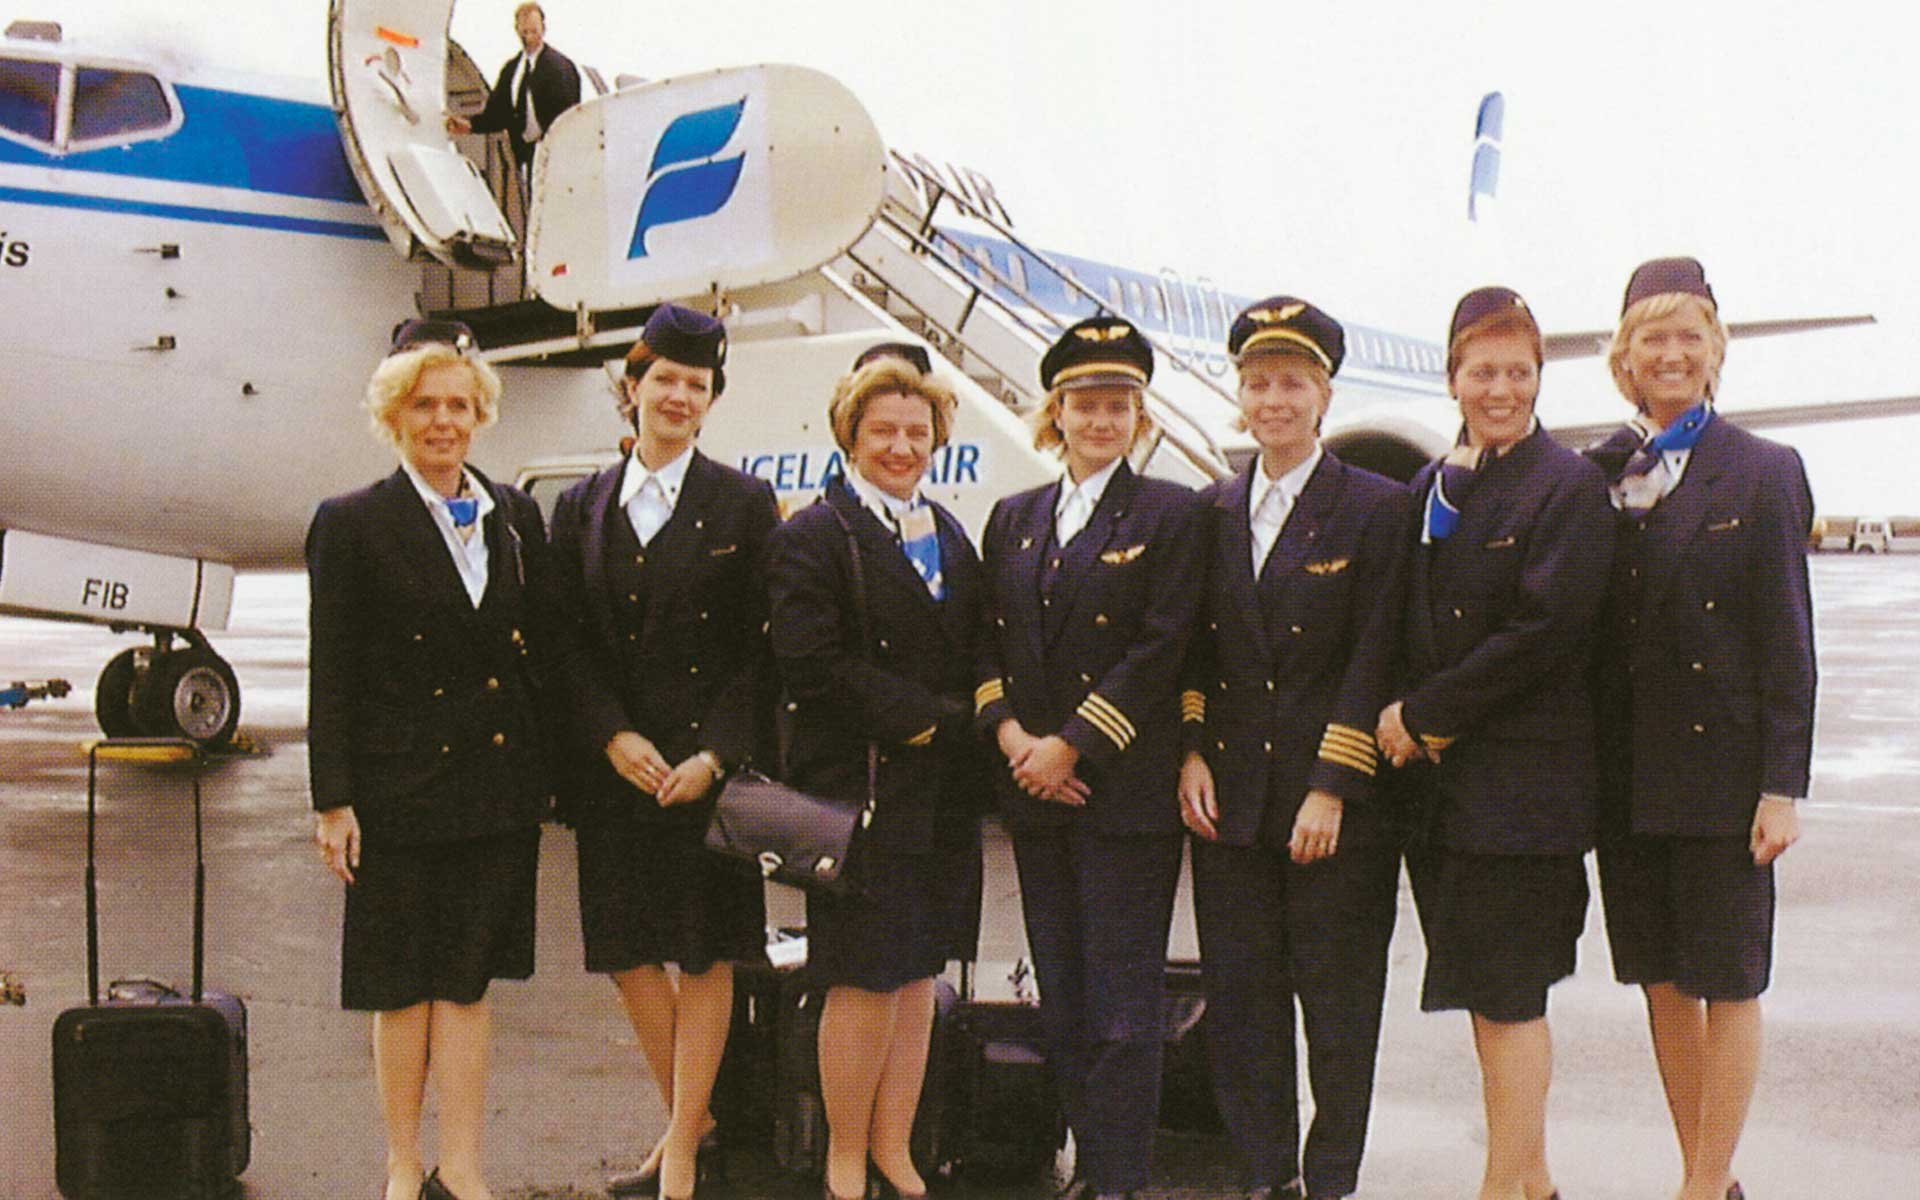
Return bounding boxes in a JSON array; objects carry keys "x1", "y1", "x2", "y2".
[
  {"x1": 921, "y1": 959, "x2": 1064, "y2": 1181},
  {"x1": 51, "y1": 739, "x2": 251, "y2": 1200}
]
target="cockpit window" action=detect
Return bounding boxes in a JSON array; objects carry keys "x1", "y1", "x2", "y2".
[
  {"x1": 71, "y1": 67, "x2": 170, "y2": 143},
  {"x1": 0, "y1": 57, "x2": 58, "y2": 145}
]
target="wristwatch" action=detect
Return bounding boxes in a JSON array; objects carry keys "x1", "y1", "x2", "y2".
[{"x1": 696, "y1": 749, "x2": 727, "y2": 781}]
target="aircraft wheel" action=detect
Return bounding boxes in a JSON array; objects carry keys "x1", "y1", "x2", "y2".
[
  {"x1": 134, "y1": 645, "x2": 241, "y2": 748},
  {"x1": 94, "y1": 648, "x2": 144, "y2": 738}
]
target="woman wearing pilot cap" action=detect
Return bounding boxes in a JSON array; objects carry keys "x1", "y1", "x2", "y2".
[
  {"x1": 308, "y1": 317, "x2": 562, "y2": 1200},
  {"x1": 1377, "y1": 286, "x2": 1615, "y2": 1200},
  {"x1": 546, "y1": 303, "x2": 780, "y2": 1200},
  {"x1": 1178, "y1": 297, "x2": 1412, "y2": 1200},
  {"x1": 1586, "y1": 258, "x2": 1814, "y2": 1200},
  {"x1": 974, "y1": 317, "x2": 1206, "y2": 1200}
]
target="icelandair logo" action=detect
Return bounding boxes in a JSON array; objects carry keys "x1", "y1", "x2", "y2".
[{"x1": 627, "y1": 98, "x2": 748, "y2": 259}]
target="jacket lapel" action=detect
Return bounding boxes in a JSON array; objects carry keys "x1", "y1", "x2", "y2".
[
  {"x1": 1009, "y1": 484, "x2": 1056, "y2": 669},
  {"x1": 1259, "y1": 452, "x2": 1338, "y2": 584},
  {"x1": 579, "y1": 461, "x2": 626, "y2": 652},
  {"x1": 1213, "y1": 466, "x2": 1270, "y2": 658},
  {"x1": 1046, "y1": 462, "x2": 1135, "y2": 646},
  {"x1": 826, "y1": 479, "x2": 943, "y2": 634},
  {"x1": 1404, "y1": 462, "x2": 1442, "y2": 676},
  {"x1": 374, "y1": 469, "x2": 473, "y2": 609},
  {"x1": 1638, "y1": 416, "x2": 1731, "y2": 622},
  {"x1": 641, "y1": 451, "x2": 715, "y2": 631}
]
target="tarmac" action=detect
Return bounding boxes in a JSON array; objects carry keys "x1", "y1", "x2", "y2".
[{"x1": 2, "y1": 555, "x2": 1917, "y2": 1199}]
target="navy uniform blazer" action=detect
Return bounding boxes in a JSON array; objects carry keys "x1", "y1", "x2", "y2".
[
  {"x1": 1181, "y1": 452, "x2": 1411, "y2": 848},
  {"x1": 974, "y1": 463, "x2": 1206, "y2": 836},
  {"x1": 547, "y1": 451, "x2": 780, "y2": 822},
  {"x1": 1396, "y1": 428, "x2": 1616, "y2": 855},
  {"x1": 1589, "y1": 416, "x2": 1816, "y2": 837},
  {"x1": 765, "y1": 477, "x2": 990, "y2": 856},
  {"x1": 306, "y1": 466, "x2": 558, "y2": 846},
  {"x1": 469, "y1": 43, "x2": 581, "y2": 165}
]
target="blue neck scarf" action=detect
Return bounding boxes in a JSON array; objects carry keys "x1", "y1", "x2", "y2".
[
  {"x1": 1596, "y1": 401, "x2": 1714, "y2": 516},
  {"x1": 445, "y1": 496, "x2": 480, "y2": 528},
  {"x1": 898, "y1": 501, "x2": 946, "y2": 600},
  {"x1": 1423, "y1": 441, "x2": 1485, "y2": 543}
]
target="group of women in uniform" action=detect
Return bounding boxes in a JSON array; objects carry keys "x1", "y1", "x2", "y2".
[{"x1": 307, "y1": 254, "x2": 1815, "y2": 1200}]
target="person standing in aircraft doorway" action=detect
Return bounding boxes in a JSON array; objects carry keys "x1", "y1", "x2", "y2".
[
  {"x1": 447, "y1": 2, "x2": 581, "y2": 175},
  {"x1": 1177, "y1": 297, "x2": 1413, "y2": 1200},
  {"x1": 546, "y1": 306, "x2": 779, "y2": 1200},
  {"x1": 974, "y1": 318, "x2": 1206, "y2": 1200}
]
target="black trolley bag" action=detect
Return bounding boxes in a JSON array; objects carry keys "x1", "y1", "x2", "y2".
[{"x1": 51, "y1": 739, "x2": 250, "y2": 1200}]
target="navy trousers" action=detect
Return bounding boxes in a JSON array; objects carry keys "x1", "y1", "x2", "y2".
[
  {"x1": 1011, "y1": 825, "x2": 1182, "y2": 1194},
  {"x1": 1190, "y1": 837, "x2": 1400, "y2": 1196}
]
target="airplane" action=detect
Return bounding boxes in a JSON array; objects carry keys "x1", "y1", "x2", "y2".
[{"x1": 1, "y1": 0, "x2": 1914, "y2": 749}]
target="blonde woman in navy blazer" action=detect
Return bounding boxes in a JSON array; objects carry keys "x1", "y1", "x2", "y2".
[
  {"x1": 765, "y1": 349, "x2": 988, "y2": 1200},
  {"x1": 1378, "y1": 289, "x2": 1615, "y2": 1200},
  {"x1": 1586, "y1": 259, "x2": 1814, "y2": 1200},
  {"x1": 1179, "y1": 298, "x2": 1410, "y2": 1200},
  {"x1": 974, "y1": 317, "x2": 1205, "y2": 1200},
  {"x1": 546, "y1": 306, "x2": 776, "y2": 1200},
  {"x1": 308, "y1": 319, "x2": 559, "y2": 1200}
]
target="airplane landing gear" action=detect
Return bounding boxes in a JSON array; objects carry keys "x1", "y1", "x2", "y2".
[{"x1": 94, "y1": 632, "x2": 241, "y2": 749}]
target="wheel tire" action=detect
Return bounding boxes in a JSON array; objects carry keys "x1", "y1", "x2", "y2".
[
  {"x1": 134, "y1": 646, "x2": 241, "y2": 748},
  {"x1": 94, "y1": 647, "x2": 144, "y2": 738}
]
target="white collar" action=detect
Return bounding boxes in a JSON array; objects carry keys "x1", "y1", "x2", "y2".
[
  {"x1": 1251, "y1": 442, "x2": 1322, "y2": 514},
  {"x1": 846, "y1": 466, "x2": 920, "y2": 526},
  {"x1": 619, "y1": 444, "x2": 695, "y2": 506},
  {"x1": 401, "y1": 459, "x2": 494, "y2": 523},
  {"x1": 1056, "y1": 457, "x2": 1123, "y2": 517}
]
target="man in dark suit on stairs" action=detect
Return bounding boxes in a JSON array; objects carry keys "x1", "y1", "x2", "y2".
[{"x1": 447, "y1": 2, "x2": 581, "y2": 172}]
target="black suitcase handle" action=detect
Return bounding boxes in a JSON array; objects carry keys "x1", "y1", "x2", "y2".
[{"x1": 84, "y1": 738, "x2": 206, "y2": 1007}]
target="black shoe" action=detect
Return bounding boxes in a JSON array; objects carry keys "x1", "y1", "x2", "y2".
[
  {"x1": 1727, "y1": 1185, "x2": 1745, "y2": 1200},
  {"x1": 1247, "y1": 1178, "x2": 1308, "y2": 1200},
  {"x1": 867, "y1": 1158, "x2": 927, "y2": 1200},
  {"x1": 418, "y1": 1171, "x2": 464, "y2": 1200},
  {"x1": 1054, "y1": 1172, "x2": 1091, "y2": 1200},
  {"x1": 607, "y1": 1162, "x2": 661, "y2": 1198}
]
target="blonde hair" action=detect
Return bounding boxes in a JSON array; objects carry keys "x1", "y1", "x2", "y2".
[
  {"x1": 827, "y1": 360, "x2": 957, "y2": 453},
  {"x1": 1608, "y1": 292, "x2": 1728, "y2": 407},
  {"x1": 363, "y1": 344, "x2": 502, "y2": 448},
  {"x1": 1231, "y1": 353, "x2": 1331, "y2": 434},
  {"x1": 1031, "y1": 384, "x2": 1155, "y2": 453}
]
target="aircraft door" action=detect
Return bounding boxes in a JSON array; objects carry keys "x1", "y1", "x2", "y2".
[{"x1": 328, "y1": 0, "x2": 515, "y2": 269}]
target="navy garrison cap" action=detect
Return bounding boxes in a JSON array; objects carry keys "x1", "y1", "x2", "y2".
[
  {"x1": 1039, "y1": 316, "x2": 1154, "y2": 392},
  {"x1": 1622, "y1": 256, "x2": 1715, "y2": 314},
  {"x1": 1449, "y1": 286, "x2": 1539, "y2": 354},
  {"x1": 641, "y1": 303, "x2": 728, "y2": 394},
  {"x1": 1228, "y1": 296, "x2": 1345, "y2": 375},
  {"x1": 852, "y1": 341, "x2": 933, "y2": 375},
  {"x1": 390, "y1": 317, "x2": 476, "y2": 353}
]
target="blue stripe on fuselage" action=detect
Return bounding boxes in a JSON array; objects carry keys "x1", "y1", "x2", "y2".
[
  {"x1": 0, "y1": 85, "x2": 364, "y2": 205},
  {"x1": 0, "y1": 183, "x2": 385, "y2": 240}
]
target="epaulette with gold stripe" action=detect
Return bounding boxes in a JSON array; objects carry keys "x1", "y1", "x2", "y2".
[
  {"x1": 974, "y1": 678, "x2": 1006, "y2": 715},
  {"x1": 905, "y1": 725, "x2": 936, "y2": 748},
  {"x1": 1419, "y1": 732, "x2": 1455, "y2": 753},
  {"x1": 1076, "y1": 691, "x2": 1137, "y2": 751},
  {"x1": 1318, "y1": 723, "x2": 1379, "y2": 776},
  {"x1": 1180, "y1": 689, "x2": 1206, "y2": 724}
]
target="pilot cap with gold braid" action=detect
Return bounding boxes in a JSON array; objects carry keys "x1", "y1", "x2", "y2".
[
  {"x1": 1039, "y1": 316, "x2": 1155, "y2": 392},
  {"x1": 1228, "y1": 296, "x2": 1345, "y2": 376}
]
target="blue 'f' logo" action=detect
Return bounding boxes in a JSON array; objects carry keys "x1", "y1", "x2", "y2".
[{"x1": 627, "y1": 99, "x2": 747, "y2": 259}]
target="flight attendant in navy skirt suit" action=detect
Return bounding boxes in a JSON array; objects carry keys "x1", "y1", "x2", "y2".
[
  {"x1": 974, "y1": 317, "x2": 1205, "y2": 1200},
  {"x1": 1586, "y1": 258, "x2": 1814, "y2": 1200},
  {"x1": 546, "y1": 306, "x2": 777, "y2": 1200},
  {"x1": 308, "y1": 319, "x2": 560, "y2": 1200},
  {"x1": 1178, "y1": 298, "x2": 1411, "y2": 1200},
  {"x1": 1376, "y1": 288, "x2": 1615, "y2": 1200},
  {"x1": 764, "y1": 347, "x2": 988, "y2": 1200}
]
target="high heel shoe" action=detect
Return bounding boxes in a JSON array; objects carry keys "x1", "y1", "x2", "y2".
[
  {"x1": 867, "y1": 1157, "x2": 928, "y2": 1200},
  {"x1": 608, "y1": 1130, "x2": 724, "y2": 1197},
  {"x1": 417, "y1": 1170, "x2": 466, "y2": 1200}
]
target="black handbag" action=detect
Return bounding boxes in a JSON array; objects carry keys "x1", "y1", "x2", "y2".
[{"x1": 705, "y1": 501, "x2": 878, "y2": 894}]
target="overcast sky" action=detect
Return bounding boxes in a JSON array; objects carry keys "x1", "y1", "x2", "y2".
[{"x1": 46, "y1": 0, "x2": 1920, "y2": 510}]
